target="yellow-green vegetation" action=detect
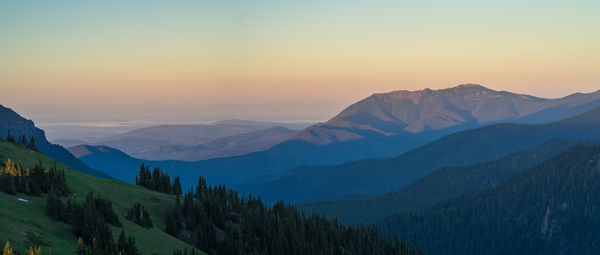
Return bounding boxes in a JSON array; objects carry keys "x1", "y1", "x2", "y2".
[{"x1": 0, "y1": 140, "x2": 204, "y2": 254}]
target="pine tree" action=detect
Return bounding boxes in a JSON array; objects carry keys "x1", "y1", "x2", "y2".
[
  {"x1": 6, "y1": 131, "x2": 15, "y2": 143},
  {"x1": 25, "y1": 246, "x2": 41, "y2": 255},
  {"x1": 117, "y1": 230, "x2": 127, "y2": 253},
  {"x1": 28, "y1": 137, "x2": 37, "y2": 151},
  {"x1": 3, "y1": 242, "x2": 13, "y2": 255},
  {"x1": 172, "y1": 177, "x2": 182, "y2": 197},
  {"x1": 46, "y1": 187, "x2": 64, "y2": 221},
  {"x1": 20, "y1": 135, "x2": 27, "y2": 146},
  {"x1": 76, "y1": 237, "x2": 86, "y2": 255}
]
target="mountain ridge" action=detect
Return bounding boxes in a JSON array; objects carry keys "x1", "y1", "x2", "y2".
[
  {"x1": 0, "y1": 104, "x2": 110, "y2": 178},
  {"x1": 239, "y1": 106, "x2": 600, "y2": 203},
  {"x1": 298, "y1": 139, "x2": 593, "y2": 225}
]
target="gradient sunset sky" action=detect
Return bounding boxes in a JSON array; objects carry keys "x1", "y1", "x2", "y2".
[{"x1": 1, "y1": 0, "x2": 599, "y2": 123}]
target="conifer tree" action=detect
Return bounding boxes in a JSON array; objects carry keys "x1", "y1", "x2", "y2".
[
  {"x1": 20, "y1": 135, "x2": 27, "y2": 146},
  {"x1": 172, "y1": 177, "x2": 182, "y2": 197},
  {"x1": 25, "y1": 246, "x2": 41, "y2": 255},
  {"x1": 6, "y1": 130, "x2": 15, "y2": 143},
  {"x1": 28, "y1": 137, "x2": 37, "y2": 151},
  {"x1": 3, "y1": 242, "x2": 13, "y2": 255},
  {"x1": 46, "y1": 187, "x2": 64, "y2": 221}
]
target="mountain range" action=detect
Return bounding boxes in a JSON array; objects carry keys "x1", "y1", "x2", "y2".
[
  {"x1": 3, "y1": 84, "x2": 600, "y2": 254},
  {"x1": 290, "y1": 84, "x2": 600, "y2": 144},
  {"x1": 110, "y1": 126, "x2": 297, "y2": 161},
  {"x1": 66, "y1": 85, "x2": 600, "y2": 193},
  {"x1": 62, "y1": 120, "x2": 304, "y2": 162}
]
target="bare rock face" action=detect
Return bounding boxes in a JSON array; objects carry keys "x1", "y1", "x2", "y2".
[{"x1": 288, "y1": 84, "x2": 600, "y2": 145}]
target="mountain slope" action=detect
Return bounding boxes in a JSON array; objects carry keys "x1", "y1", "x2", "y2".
[
  {"x1": 0, "y1": 140, "x2": 200, "y2": 254},
  {"x1": 377, "y1": 145, "x2": 600, "y2": 255},
  {"x1": 298, "y1": 139, "x2": 593, "y2": 225},
  {"x1": 0, "y1": 104, "x2": 110, "y2": 178},
  {"x1": 241, "y1": 106, "x2": 600, "y2": 203}
]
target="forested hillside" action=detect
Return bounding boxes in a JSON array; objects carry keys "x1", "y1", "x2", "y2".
[
  {"x1": 0, "y1": 139, "x2": 199, "y2": 254},
  {"x1": 378, "y1": 145, "x2": 600, "y2": 255},
  {"x1": 134, "y1": 167, "x2": 424, "y2": 255},
  {"x1": 299, "y1": 139, "x2": 594, "y2": 225}
]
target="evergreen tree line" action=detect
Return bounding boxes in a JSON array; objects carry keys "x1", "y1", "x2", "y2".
[
  {"x1": 75, "y1": 230, "x2": 139, "y2": 255},
  {"x1": 0, "y1": 159, "x2": 68, "y2": 196},
  {"x1": 126, "y1": 202, "x2": 153, "y2": 228},
  {"x1": 3, "y1": 130, "x2": 38, "y2": 152},
  {"x1": 154, "y1": 171, "x2": 423, "y2": 255},
  {"x1": 171, "y1": 248, "x2": 199, "y2": 255},
  {"x1": 135, "y1": 164, "x2": 182, "y2": 196}
]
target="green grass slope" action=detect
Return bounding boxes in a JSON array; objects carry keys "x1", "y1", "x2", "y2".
[{"x1": 0, "y1": 140, "x2": 203, "y2": 254}]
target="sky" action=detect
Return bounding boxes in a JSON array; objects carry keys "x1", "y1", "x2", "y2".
[{"x1": 1, "y1": 0, "x2": 599, "y2": 123}]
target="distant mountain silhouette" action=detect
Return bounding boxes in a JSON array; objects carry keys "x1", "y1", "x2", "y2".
[
  {"x1": 0, "y1": 104, "x2": 110, "y2": 178},
  {"x1": 92, "y1": 120, "x2": 300, "y2": 160},
  {"x1": 130, "y1": 126, "x2": 297, "y2": 161},
  {"x1": 291, "y1": 84, "x2": 600, "y2": 144}
]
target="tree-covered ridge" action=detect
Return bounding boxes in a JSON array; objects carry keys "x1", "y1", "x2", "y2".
[
  {"x1": 300, "y1": 139, "x2": 592, "y2": 225},
  {"x1": 378, "y1": 145, "x2": 600, "y2": 255},
  {"x1": 134, "y1": 167, "x2": 424, "y2": 255}
]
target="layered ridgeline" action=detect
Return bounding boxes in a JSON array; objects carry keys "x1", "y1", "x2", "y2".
[
  {"x1": 88, "y1": 120, "x2": 302, "y2": 161},
  {"x1": 0, "y1": 105, "x2": 109, "y2": 178},
  {"x1": 240, "y1": 106, "x2": 600, "y2": 203},
  {"x1": 0, "y1": 139, "x2": 422, "y2": 255},
  {"x1": 71, "y1": 85, "x2": 600, "y2": 189},
  {"x1": 122, "y1": 126, "x2": 297, "y2": 161},
  {"x1": 377, "y1": 145, "x2": 600, "y2": 255},
  {"x1": 298, "y1": 139, "x2": 596, "y2": 225}
]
